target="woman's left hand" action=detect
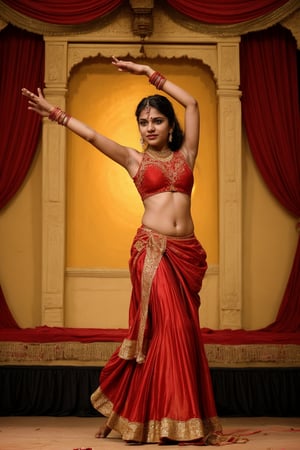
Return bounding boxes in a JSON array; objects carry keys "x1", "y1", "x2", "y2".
[{"x1": 112, "y1": 56, "x2": 151, "y2": 77}]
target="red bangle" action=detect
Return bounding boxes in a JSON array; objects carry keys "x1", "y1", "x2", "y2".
[
  {"x1": 149, "y1": 71, "x2": 166, "y2": 90},
  {"x1": 48, "y1": 107, "x2": 71, "y2": 126},
  {"x1": 48, "y1": 107, "x2": 62, "y2": 121}
]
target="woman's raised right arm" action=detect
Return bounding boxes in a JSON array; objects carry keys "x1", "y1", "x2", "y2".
[{"x1": 21, "y1": 87, "x2": 137, "y2": 171}]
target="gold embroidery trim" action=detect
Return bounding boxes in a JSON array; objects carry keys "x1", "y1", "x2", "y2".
[
  {"x1": 135, "y1": 231, "x2": 166, "y2": 363},
  {"x1": 90, "y1": 387, "x2": 225, "y2": 443},
  {"x1": 118, "y1": 338, "x2": 137, "y2": 360}
]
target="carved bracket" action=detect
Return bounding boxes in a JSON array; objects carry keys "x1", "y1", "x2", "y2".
[{"x1": 129, "y1": 0, "x2": 154, "y2": 38}]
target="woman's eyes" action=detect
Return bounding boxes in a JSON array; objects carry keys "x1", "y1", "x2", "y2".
[{"x1": 139, "y1": 119, "x2": 164, "y2": 126}]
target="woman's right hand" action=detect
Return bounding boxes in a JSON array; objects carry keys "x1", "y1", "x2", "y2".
[{"x1": 22, "y1": 87, "x2": 54, "y2": 117}]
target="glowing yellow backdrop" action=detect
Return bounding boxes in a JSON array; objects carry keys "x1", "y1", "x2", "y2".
[{"x1": 66, "y1": 58, "x2": 218, "y2": 268}]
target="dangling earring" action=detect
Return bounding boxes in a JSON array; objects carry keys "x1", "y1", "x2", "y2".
[
  {"x1": 169, "y1": 130, "x2": 173, "y2": 143},
  {"x1": 140, "y1": 136, "x2": 148, "y2": 150}
]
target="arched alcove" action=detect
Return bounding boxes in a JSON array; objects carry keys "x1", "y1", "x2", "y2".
[
  {"x1": 41, "y1": 4, "x2": 242, "y2": 329},
  {"x1": 66, "y1": 57, "x2": 218, "y2": 267}
]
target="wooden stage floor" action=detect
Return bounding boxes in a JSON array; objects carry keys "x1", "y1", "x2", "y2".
[{"x1": 1, "y1": 416, "x2": 300, "y2": 450}]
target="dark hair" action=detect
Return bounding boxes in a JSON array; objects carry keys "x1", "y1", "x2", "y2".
[{"x1": 135, "y1": 95, "x2": 183, "y2": 151}]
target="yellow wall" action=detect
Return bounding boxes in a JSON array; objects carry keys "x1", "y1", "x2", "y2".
[
  {"x1": 0, "y1": 145, "x2": 42, "y2": 327},
  {"x1": 0, "y1": 62, "x2": 298, "y2": 330},
  {"x1": 66, "y1": 60, "x2": 218, "y2": 267},
  {"x1": 242, "y1": 137, "x2": 298, "y2": 328}
]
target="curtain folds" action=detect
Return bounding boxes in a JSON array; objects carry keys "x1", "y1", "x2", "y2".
[
  {"x1": 0, "y1": 0, "x2": 299, "y2": 36},
  {"x1": 0, "y1": 0, "x2": 124, "y2": 35},
  {"x1": 1, "y1": 0, "x2": 124, "y2": 24},
  {"x1": 166, "y1": 0, "x2": 290, "y2": 24},
  {"x1": 0, "y1": 25, "x2": 44, "y2": 210},
  {"x1": 240, "y1": 25, "x2": 300, "y2": 332},
  {"x1": 165, "y1": 0, "x2": 300, "y2": 36}
]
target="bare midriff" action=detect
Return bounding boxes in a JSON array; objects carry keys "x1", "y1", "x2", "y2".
[{"x1": 142, "y1": 191, "x2": 194, "y2": 237}]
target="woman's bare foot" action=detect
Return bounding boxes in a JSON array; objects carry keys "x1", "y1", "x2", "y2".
[{"x1": 95, "y1": 424, "x2": 112, "y2": 438}]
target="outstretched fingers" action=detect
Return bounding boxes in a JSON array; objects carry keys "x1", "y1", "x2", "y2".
[
  {"x1": 21, "y1": 87, "x2": 52, "y2": 116},
  {"x1": 111, "y1": 56, "x2": 146, "y2": 75}
]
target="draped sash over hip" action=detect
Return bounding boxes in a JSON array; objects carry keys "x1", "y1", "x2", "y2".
[
  {"x1": 118, "y1": 226, "x2": 206, "y2": 364},
  {"x1": 135, "y1": 230, "x2": 167, "y2": 363}
]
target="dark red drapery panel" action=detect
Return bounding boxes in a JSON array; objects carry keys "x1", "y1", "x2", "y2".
[
  {"x1": 0, "y1": 285, "x2": 19, "y2": 328},
  {"x1": 270, "y1": 239, "x2": 300, "y2": 331},
  {"x1": 0, "y1": 25, "x2": 44, "y2": 210},
  {"x1": 1, "y1": 0, "x2": 124, "y2": 24},
  {"x1": 166, "y1": 0, "x2": 290, "y2": 24},
  {"x1": 240, "y1": 25, "x2": 300, "y2": 332}
]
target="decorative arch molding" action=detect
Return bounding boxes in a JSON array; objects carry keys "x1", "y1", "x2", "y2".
[{"x1": 42, "y1": 4, "x2": 242, "y2": 329}]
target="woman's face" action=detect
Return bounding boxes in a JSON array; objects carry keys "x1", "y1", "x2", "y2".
[{"x1": 138, "y1": 106, "x2": 171, "y2": 150}]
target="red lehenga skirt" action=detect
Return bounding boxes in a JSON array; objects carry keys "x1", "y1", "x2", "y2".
[{"x1": 91, "y1": 226, "x2": 225, "y2": 444}]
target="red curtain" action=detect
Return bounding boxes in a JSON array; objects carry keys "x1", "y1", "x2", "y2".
[
  {"x1": 0, "y1": 25, "x2": 44, "y2": 210},
  {"x1": 166, "y1": 0, "x2": 290, "y2": 24},
  {"x1": 240, "y1": 25, "x2": 300, "y2": 332},
  {"x1": 1, "y1": 0, "x2": 124, "y2": 24},
  {"x1": 2, "y1": 0, "x2": 293, "y2": 26},
  {"x1": 0, "y1": 26, "x2": 43, "y2": 327},
  {"x1": 0, "y1": 286, "x2": 19, "y2": 328}
]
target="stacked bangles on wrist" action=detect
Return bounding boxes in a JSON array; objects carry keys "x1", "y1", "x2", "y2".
[
  {"x1": 149, "y1": 71, "x2": 166, "y2": 90},
  {"x1": 48, "y1": 107, "x2": 71, "y2": 126}
]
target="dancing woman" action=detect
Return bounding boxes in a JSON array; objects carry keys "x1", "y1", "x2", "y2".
[{"x1": 22, "y1": 57, "x2": 244, "y2": 445}]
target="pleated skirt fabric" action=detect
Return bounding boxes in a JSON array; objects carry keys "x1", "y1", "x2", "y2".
[{"x1": 91, "y1": 226, "x2": 223, "y2": 444}]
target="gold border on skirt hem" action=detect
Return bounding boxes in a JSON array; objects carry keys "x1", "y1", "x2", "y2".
[{"x1": 90, "y1": 386, "x2": 222, "y2": 443}]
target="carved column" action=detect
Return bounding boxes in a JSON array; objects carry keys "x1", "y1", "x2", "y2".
[
  {"x1": 217, "y1": 42, "x2": 242, "y2": 329},
  {"x1": 42, "y1": 40, "x2": 68, "y2": 326}
]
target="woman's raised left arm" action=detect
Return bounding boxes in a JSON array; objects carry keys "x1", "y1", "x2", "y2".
[{"x1": 112, "y1": 57, "x2": 200, "y2": 167}]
